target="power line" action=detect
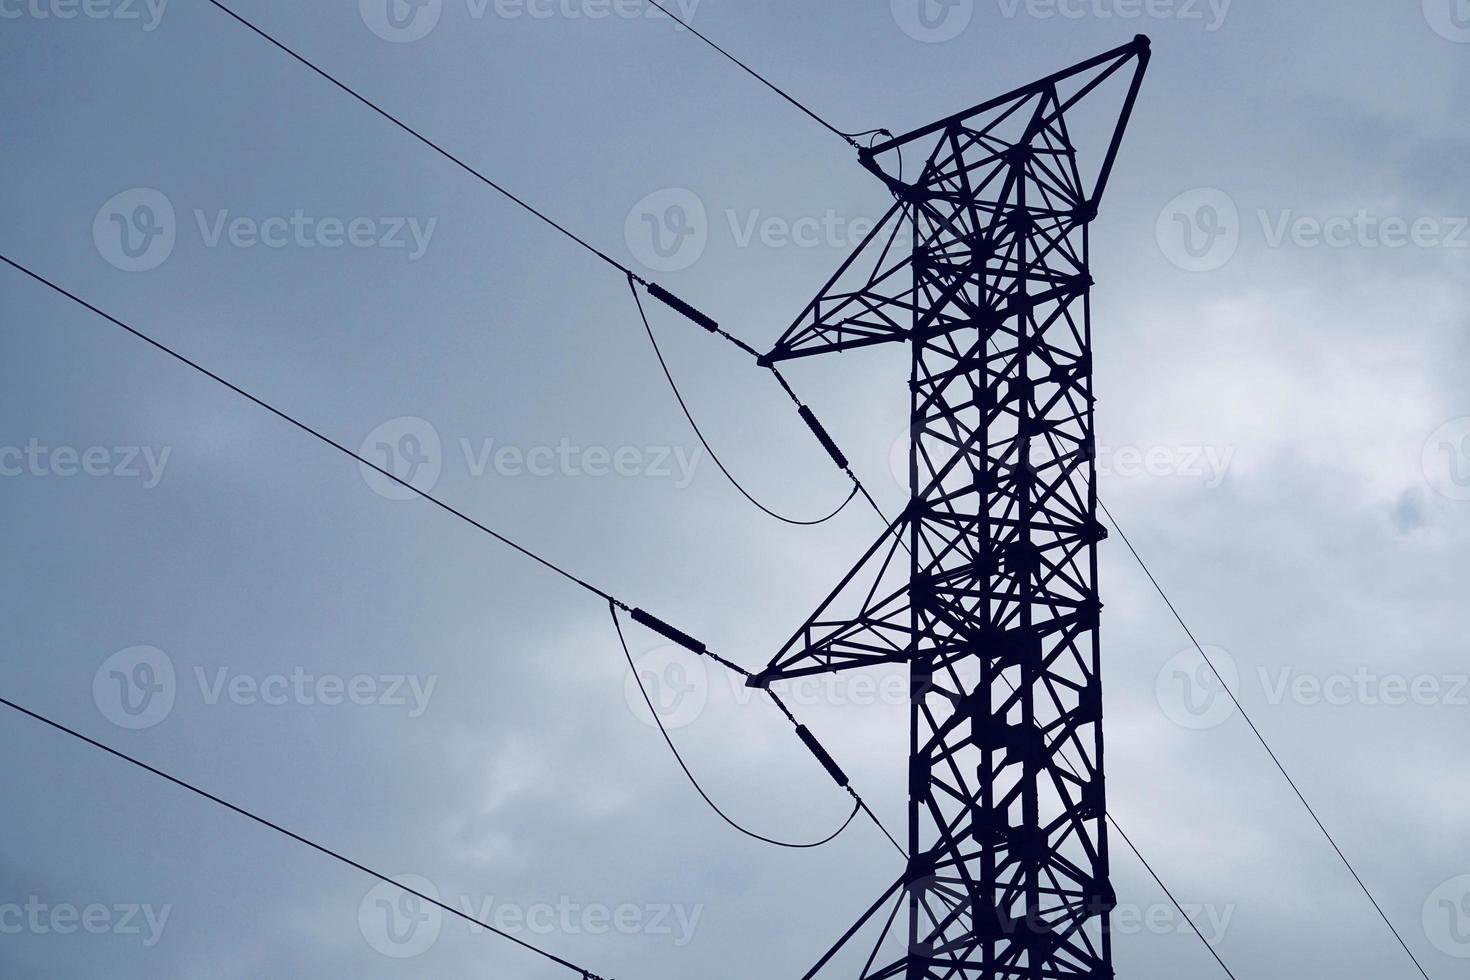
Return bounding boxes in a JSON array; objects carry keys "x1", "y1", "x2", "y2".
[
  {"x1": 202, "y1": 0, "x2": 640, "y2": 284},
  {"x1": 204, "y1": 5, "x2": 1418, "y2": 970},
  {"x1": 66, "y1": 7, "x2": 1350, "y2": 971},
  {"x1": 0, "y1": 694, "x2": 614, "y2": 978},
  {"x1": 634, "y1": 278, "x2": 899, "y2": 536},
  {"x1": 0, "y1": 250, "x2": 900, "y2": 859},
  {"x1": 0, "y1": 253, "x2": 614, "y2": 607},
  {"x1": 644, "y1": 0, "x2": 886, "y2": 150},
  {"x1": 612, "y1": 602, "x2": 860, "y2": 848},
  {"x1": 206, "y1": 0, "x2": 882, "y2": 539},
  {"x1": 761, "y1": 362, "x2": 899, "y2": 535},
  {"x1": 1105, "y1": 818, "x2": 1238, "y2": 980},
  {"x1": 628, "y1": 276, "x2": 857, "y2": 526},
  {"x1": 989, "y1": 670, "x2": 1240, "y2": 980},
  {"x1": 1098, "y1": 498, "x2": 1432, "y2": 980}
]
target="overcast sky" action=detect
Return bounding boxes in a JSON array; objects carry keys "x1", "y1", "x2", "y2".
[{"x1": 2, "y1": 1, "x2": 1468, "y2": 977}]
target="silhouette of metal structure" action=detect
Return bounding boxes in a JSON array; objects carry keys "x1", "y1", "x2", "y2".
[{"x1": 750, "y1": 37, "x2": 1152, "y2": 979}]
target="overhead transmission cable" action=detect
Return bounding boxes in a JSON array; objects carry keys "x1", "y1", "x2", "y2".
[
  {"x1": 1099, "y1": 499, "x2": 1433, "y2": 980},
  {"x1": 612, "y1": 603, "x2": 859, "y2": 848},
  {"x1": 628, "y1": 276, "x2": 856, "y2": 525},
  {"x1": 0, "y1": 694, "x2": 616, "y2": 979},
  {"x1": 201, "y1": 0, "x2": 634, "y2": 282},
  {"x1": 0, "y1": 251, "x2": 899, "y2": 860},
  {"x1": 202, "y1": 0, "x2": 864, "y2": 531},
  {"x1": 643, "y1": 0, "x2": 889, "y2": 151}
]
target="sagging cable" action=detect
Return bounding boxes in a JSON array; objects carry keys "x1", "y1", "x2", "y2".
[
  {"x1": 628, "y1": 276, "x2": 858, "y2": 526},
  {"x1": 611, "y1": 602, "x2": 860, "y2": 849}
]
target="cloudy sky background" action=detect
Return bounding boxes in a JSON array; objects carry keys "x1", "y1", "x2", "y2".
[{"x1": 2, "y1": 0, "x2": 1468, "y2": 976}]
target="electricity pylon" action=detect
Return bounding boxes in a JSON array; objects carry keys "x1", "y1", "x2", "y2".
[{"x1": 749, "y1": 37, "x2": 1151, "y2": 979}]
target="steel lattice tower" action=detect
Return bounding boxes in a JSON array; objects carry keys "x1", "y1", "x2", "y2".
[{"x1": 750, "y1": 38, "x2": 1151, "y2": 980}]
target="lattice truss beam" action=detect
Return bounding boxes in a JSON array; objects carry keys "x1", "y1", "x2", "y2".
[{"x1": 750, "y1": 38, "x2": 1151, "y2": 980}]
